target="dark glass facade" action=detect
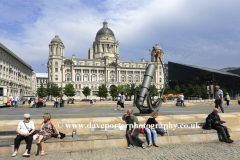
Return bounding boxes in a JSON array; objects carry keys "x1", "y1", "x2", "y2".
[{"x1": 168, "y1": 62, "x2": 240, "y2": 97}]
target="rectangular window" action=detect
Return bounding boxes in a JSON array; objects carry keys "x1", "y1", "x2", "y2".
[
  {"x1": 159, "y1": 72, "x2": 161, "y2": 75},
  {"x1": 84, "y1": 76, "x2": 88, "y2": 81},
  {"x1": 122, "y1": 77, "x2": 125, "y2": 82},
  {"x1": 66, "y1": 76, "x2": 70, "y2": 81},
  {"x1": 79, "y1": 84, "x2": 81, "y2": 88},
  {"x1": 55, "y1": 61, "x2": 58, "y2": 65},
  {"x1": 55, "y1": 75, "x2": 58, "y2": 81},
  {"x1": 50, "y1": 75, "x2": 52, "y2": 81},
  {"x1": 99, "y1": 75, "x2": 103, "y2": 81},
  {"x1": 77, "y1": 61, "x2": 79, "y2": 65},
  {"x1": 83, "y1": 70, "x2": 89, "y2": 73},
  {"x1": 120, "y1": 71, "x2": 126, "y2": 74},
  {"x1": 55, "y1": 68, "x2": 58, "y2": 72},
  {"x1": 142, "y1": 64, "x2": 145, "y2": 68},
  {"x1": 136, "y1": 64, "x2": 138, "y2": 68},
  {"x1": 76, "y1": 91, "x2": 80, "y2": 96},
  {"x1": 85, "y1": 62, "x2": 87, "y2": 66},
  {"x1": 92, "y1": 76, "x2": 96, "y2": 81},
  {"x1": 75, "y1": 84, "x2": 77, "y2": 88},
  {"x1": 134, "y1": 71, "x2": 140, "y2": 75},
  {"x1": 127, "y1": 71, "x2": 133, "y2": 74}
]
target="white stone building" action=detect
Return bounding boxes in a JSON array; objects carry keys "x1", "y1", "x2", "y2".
[
  {"x1": 36, "y1": 73, "x2": 48, "y2": 88},
  {"x1": 0, "y1": 43, "x2": 34, "y2": 98},
  {"x1": 47, "y1": 20, "x2": 165, "y2": 100}
]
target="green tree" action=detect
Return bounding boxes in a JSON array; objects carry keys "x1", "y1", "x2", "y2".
[
  {"x1": 128, "y1": 83, "x2": 136, "y2": 100},
  {"x1": 164, "y1": 86, "x2": 173, "y2": 95},
  {"x1": 180, "y1": 84, "x2": 188, "y2": 95},
  {"x1": 45, "y1": 82, "x2": 52, "y2": 100},
  {"x1": 201, "y1": 84, "x2": 208, "y2": 99},
  {"x1": 174, "y1": 84, "x2": 180, "y2": 94},
  {"x1": 124, "y1": 84, "x2": 131, "y2": 100},
  {"x1": 51, "y1": 83, "x2": 61, "y2": 97},
  {"x1": 195, "y1": 85, "x2": 201, "y2": 97},
  {"x1": 149, "y1": 84, "x2": 159, "y2": 96},
  {"x1": 63, "y1": 83, "x2": 76, "y2": 98},
  {"x1": 117, "y1": 85, "x2": 126, "y2": 94},
  {"x1": 97, "y1": 84, "x2": 108, "y2": 101},
  {"x1": 82, "y1": 87, "x2": 91, "y2": 99},
  {"x1": 187, "y1": 84, "x2": 195, "y2": 96},
  {"x1": 37, "y1": 82, "x2": 47, "y2": 98},
  {"x1": 221, "y1": 87, "x2": 227, "y2": 96},
  {"x1": 109, "y1": 86, "x2": 118, "y2": 100},
  {"x1": 135, "y1": 85, "x2": 142, "y2": 94}
]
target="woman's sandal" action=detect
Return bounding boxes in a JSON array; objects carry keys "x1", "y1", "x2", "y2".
[
  {"x1": 154, "y1": 143, "x2": 159, "y2": 147},
  {"x1": 147, "y1": 143, "x2": 152, "y2": 147},
  {"x1": 11, "y1": 151, "x2": 17, "y2": 157},
  {"x1": 41, "y1": 151, "x2": 44, "y2": 156}
]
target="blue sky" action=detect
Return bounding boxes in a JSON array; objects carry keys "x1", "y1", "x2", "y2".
[{"x1": 0, "y1": 0, "x2": 240, "y2": 73}]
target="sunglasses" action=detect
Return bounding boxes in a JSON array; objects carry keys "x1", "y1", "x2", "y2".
[{"x1": 25, "y1": 118, "x2": 31, "y2": 120}]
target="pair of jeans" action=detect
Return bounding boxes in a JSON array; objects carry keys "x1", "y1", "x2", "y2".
[
  {"x1": 181, "y1": 100, "x2": 184, "y2": 106},
  {"x1": 215, "y1": 100, "x2": 224, "y2": 113},
  {"x1": 145, "y1": 128, "x2": 157, "y2": 144},
  {"x1": 14, "y1": 135, "x2": 33, "y2": 151},
  {"x1": 126, "y1": 128, "x2": 143, "y2": 145},
  {"x1": 212, "y1": 124, "x2": 230, "y2": 140},
  {"x1": 15, "y1": 101, "x2": 18, "y2": 107}
]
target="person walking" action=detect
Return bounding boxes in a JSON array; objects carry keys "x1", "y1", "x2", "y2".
[
  {"x1": 120, "y1": 92, "x2": 125, "y2": 111},
  {"x1": 114, "y1": 92, "x2": 121, "y2": 110},
  {"x1": 225, "y1": 93, "x2": 231, "y2": 108},
  {"x1": 9, "y1": 94, "x2": 14, "y2": 109},
  {"x1": 54, "y1": 98, "x2": 59, "y2": 108},
  {"x1": 215, "y1": 86, "x2": 224, "y2": 113},
  {"x1": 14, "y1": 96, "x2": 20, "y2": 108},
  {"x1": 179, "y1": 93, "x2": 185, "y2": 107}
]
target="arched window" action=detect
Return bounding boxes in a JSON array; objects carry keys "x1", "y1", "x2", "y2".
[
  {"x1": 110, "y1": 76, "x2": 114, "y2": 82},
  {"x1": 84, "y1": 75, "x2": 88, "y2": 81},
  {"x1": 92, "y1": 75, "x2": 96, "y2": 81},
  {"x1": 128, "y1": 76, "x2": 132, "y2": 82},
  {"x1": 136, "y1": 77, "x2": 139, "y2": 82}
]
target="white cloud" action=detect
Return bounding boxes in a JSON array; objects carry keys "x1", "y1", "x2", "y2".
[{"x1": 0, "y1": 0, "x2": 240, "y2": 72}]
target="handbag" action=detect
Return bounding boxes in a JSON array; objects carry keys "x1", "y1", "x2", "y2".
[{"x1": 140, "y1": 127, "x2": 145, "y2": 133}]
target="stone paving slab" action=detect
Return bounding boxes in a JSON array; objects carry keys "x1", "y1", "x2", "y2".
[{"x1": 1, "y1": 141, "x2": 240, "y2": 160}]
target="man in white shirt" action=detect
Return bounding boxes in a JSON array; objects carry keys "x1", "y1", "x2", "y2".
[
  {"x1": 114, "y1": 92, "x2": 121, "y2": 110},
  {"x1": 179, "y1": 93, "x2": 185, "y2": 107}
]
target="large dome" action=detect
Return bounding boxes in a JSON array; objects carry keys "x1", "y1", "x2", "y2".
[
  {"x1": 96, "y1": 20, "x2": 115, "y2": 37},
  {"x1": 51, "y1": 35, "x2": 62, "y2": 43}
]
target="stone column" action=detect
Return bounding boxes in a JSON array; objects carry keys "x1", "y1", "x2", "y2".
[
  {"x1": 99, "y1": 43, "x2": 103, "y2": 52},
  {"x1": 49, "y1": 45, "x2": 52, "y2": 56},
  {"x1": 95, "y1": 45, "x2": 98, "y2": 53}
]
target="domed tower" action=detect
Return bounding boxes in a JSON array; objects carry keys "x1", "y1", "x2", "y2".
[
  {"x1": 48, "y1": 35, "x2": 65, "y2": 83},
  {"x1": 89, "y1": 20, "x2": 119, "y2": 59},
  {"x1": 49, "y1": 35, "x2": 65, "y2": 57},
  {"x1": 151, "y1": 43, "x2": 164, "y2": 62}
]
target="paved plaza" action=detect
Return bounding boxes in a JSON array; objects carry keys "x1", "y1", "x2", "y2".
[
  {"x1": 1, "y1": 141, "x2": 240, "y2": 160},
  {"x1": 0, "y1": 104, "x2": 239, "y2": 120}
]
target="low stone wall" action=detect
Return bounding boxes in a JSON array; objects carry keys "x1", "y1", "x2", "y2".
[{"x1": 1, "y1": 113, "x2": 240, "y2": 155}]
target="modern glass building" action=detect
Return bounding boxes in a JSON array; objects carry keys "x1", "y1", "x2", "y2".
[{"x1": 168, "y1": 61, "x2": 240, "y2": 98}]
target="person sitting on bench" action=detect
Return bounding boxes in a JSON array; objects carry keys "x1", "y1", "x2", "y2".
[
  {"x1": 12, "y1": 113, "x2": 35, "y2": 157},
  {"x1": 206, "y1": 108, "x2": 233, "y2": 143},
  {"x1": 145, "y1": 111, "x2": 159, "y2": 147},
  {"x1": 36, "y1": 113, "x2": 61, "y2": 156}
]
